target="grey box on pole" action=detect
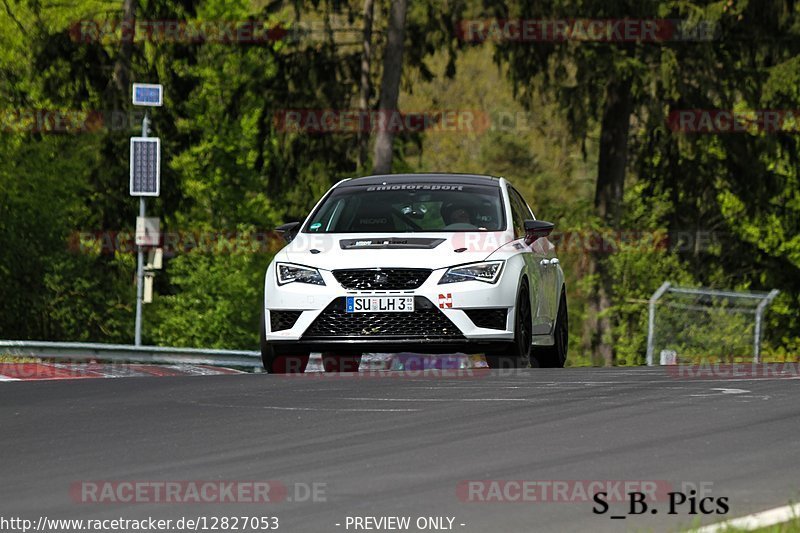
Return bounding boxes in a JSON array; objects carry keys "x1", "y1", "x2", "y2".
[
  {"x1": 135, "y1": 217, "x2": 160, "y2": 246},
  {"x1": 143, "y1": 273, "x2": 154, "y2": 304},
  {"x1": 130, "y1": 137, "x2": 160, "y2": 196},
  {"x1": 146, "y1": 248, "x2": 163, "y2": 270}
]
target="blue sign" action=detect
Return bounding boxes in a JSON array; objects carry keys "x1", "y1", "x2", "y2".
[{"x1": 132, "y1": 83, "x2": 163, "y2": 106}]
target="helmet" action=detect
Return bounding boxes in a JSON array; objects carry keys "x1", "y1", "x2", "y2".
[{"x1": 440, "y1": 201, "x2": 473, "y2": 225}]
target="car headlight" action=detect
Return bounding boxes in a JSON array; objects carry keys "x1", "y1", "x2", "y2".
[
  {"x1": 439, "y1": 261, "x2": 504, "y2": 284},
  {"x1": 276, "y1": 263, "x2": 326, "y2": 286}
]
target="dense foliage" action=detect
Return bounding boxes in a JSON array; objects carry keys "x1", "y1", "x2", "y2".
[{"x1": 1, "y1": 0, "x2": 797, "y2": 364}]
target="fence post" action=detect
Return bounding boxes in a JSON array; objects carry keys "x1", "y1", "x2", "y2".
[
  {"x1": 646, "y1": 282, "x2": 672, "y2": 366},
  {"x1": 753, "y1": 289, "x2": 780, "y2": 363}
]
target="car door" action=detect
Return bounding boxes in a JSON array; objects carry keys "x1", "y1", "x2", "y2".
[
  {"x1": 524, "y1": 207, "x2": 558, "y2": 326},
  {"x1": 507, "y1": 186, "x2": 553, "y2": 335}
]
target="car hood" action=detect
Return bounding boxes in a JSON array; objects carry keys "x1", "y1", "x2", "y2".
[{"x1": 279, "y1": 231, "x2": 515, "y2": 271}]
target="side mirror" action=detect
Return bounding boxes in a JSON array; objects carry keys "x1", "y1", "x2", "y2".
[
  {"x1": 276, "y1": 221, "x2": 301, "y2": 243},
  {"x1": 524, "y1": 219, "x2": 554, "y2": 244}
]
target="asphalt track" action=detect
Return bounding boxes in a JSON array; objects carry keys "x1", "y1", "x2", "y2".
[{"x1": 1, "y1": 366, "x2": 798, "y2": 532}]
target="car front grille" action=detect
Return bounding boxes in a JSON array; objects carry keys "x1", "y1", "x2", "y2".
[
  {"x1": 270, "y1": 310, "x2": 303, "y2": 331},
  {"x1": 303, "y1": 297, "x2": 463, "y2": 339},
  {"x1": 464, "y1": 308, "x2": 508, "y2": 330},
  {"x1": 332, "y1": 268, "x2": 431, "y2": 290}
]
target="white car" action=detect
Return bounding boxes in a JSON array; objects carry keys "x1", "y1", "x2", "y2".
[{"x1": 261, "y1": 173, "x2": 567, "y2": 373}]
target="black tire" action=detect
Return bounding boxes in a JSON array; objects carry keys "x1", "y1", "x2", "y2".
[
  {"x1": 485, "y1": 280, "x2": 532, "y2": 369},
  {"x1": 260, "y1": 309, "x2": 269, "y2": 369},
  {"x1": 321, "y1": 352, "x2": 362, "y2": 373},
  {"x1": 531, "y1": 288, "x2": 568, "y2": 368},
  {"x1": 260, "y1": 310, "x2": 309, "y2": 373}
]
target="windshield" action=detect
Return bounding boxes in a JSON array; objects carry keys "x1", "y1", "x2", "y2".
[{"x1": 303, "y1": 183, "x2": 506, "y2": 233}]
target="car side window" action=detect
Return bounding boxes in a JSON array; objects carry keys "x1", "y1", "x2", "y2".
[
  {"x1": 508, "y1": 187, "x2": 532, "y2": 239},
  {"x1": 307, "y1": 198, "x2": 341, "y2": 232}
]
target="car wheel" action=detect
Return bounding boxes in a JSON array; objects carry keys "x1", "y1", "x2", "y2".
[
  {"x1": 485, "y1": 280, "x2": 532, "y2": 369},
  {"x1": 260, "y1": 310, "x2": 309, "y2": 373},
  {"x1": 531, "y1": 288, "x2": 568, "y2": 368},
  {"x1": 321, "y1": 352, "x2": 362, "y2": 373}
]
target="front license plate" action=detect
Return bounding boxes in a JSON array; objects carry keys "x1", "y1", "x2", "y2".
[{"x1": 346, "y1": 296, "x2": 415, "y2": 313}]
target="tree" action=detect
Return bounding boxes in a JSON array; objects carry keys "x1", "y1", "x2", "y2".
[
  {"x1": 491, "y1": 0, "x2": 800, "y2": 363},
  {"x1": 358, "y1": 0, "x2": 375, "y2": 170},
  {"x1": 372, "y1": 0, "x2": 408, "y2": 174},
  {"x1": 488, "y1": 1, "x2": 660, "y2": 364}
]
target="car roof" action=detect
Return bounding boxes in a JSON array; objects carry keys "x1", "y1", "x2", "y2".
[{"x1": 338, "y1": 173, "x2": 502, "y2": 188}]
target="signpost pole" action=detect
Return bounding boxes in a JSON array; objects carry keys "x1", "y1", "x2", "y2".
[
  {"x1": 130, "y1": 83, "x2": 162, "y2": 345},
  {"x1": 134, "y1": 112, "x2": 149, "y2": 346}
]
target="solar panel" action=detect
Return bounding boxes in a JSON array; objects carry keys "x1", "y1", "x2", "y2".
[{"x1": 129, "y1": 137, "x2": 160, "y2": 196}]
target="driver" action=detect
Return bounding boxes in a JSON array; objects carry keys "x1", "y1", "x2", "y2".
[{"x1": 440, "y1": 201, "x2": 474, "y2": 227}]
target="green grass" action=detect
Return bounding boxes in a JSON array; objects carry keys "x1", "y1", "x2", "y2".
[
  {"x1": 0, "y1": 353, "x2": 39, "y2": 363},
  {"x1": 748, "y1": 519, "x2": 800, "y2": 533},
  {"x1": 680, "y1": 502, "x2": 800, "y2": 533}
]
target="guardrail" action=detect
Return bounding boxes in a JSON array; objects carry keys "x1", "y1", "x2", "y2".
[{"x1": 0, "y1": 340, "x2": 262, "y2": 369}]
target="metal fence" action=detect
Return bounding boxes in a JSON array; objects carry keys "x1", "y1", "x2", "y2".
[
  {"x1": 0, "y1": 340, "x2": 262, "y2": 369},
  {"x1": 646, "y1": 283, "x2": 780, "y2": 365}
]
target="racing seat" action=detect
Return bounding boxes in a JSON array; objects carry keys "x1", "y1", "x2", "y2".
[{"x1": 349, "y1": 204, "x2": 396, "y2": 232}]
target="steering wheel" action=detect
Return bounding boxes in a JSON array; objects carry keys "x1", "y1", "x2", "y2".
[
  {"x1": 443, "y1": 222, "x2": 478, "y2": 230},
  {"x1": 391, "y1": 207, "x2": 423, "y2": 231}
]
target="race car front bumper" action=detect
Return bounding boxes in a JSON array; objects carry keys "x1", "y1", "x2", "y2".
[{"x1": 263, "y1": 263, "x2": 520, "y2": 353}]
